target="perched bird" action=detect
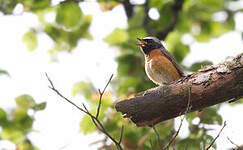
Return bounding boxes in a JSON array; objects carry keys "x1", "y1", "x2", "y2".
[{"x1": 137, "y1": 37, "x2": 184, "y2": 85}]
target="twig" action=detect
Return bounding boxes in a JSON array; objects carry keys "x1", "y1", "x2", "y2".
[
  {"x1": 143, "y1": 0, "x2": 152, "y2": 35},
  {"x1": 172, "y1": 145, "x2": 176, "y2": 150},
  {"x1": 149, "y1": 138, "x2": 154, "y2": 150},
  {"x1": 45, "y1": 73, "x2": 124, "y2": 150},
  {"x1": 205, "y1": 121, "x2": 227, "y2": 150},
  {"x1": 162, "y1": 86, "x2": 192, "y2": 150},
  {"x1": 184, "y1": 144, "x2": 188, "y2": 150},
  {"x1": 156, "y1": 0, "x2": 184, "y2": 40},
  {"x1": 152, "y1": 125, "x2": 162, "y2": 149},
  {"x1": 227, "y1": 137, "x2": 240, "y2": 149},
  {"x1": 46, "y1": 73, "x2": 87, "y2": 113},
  {"x1": 163, "y1": 116, "x2": 184, "y2": 150},
  {"x1": 96, "y1": 74, "x2": 113, "y2": 119},
  {"x1": 122, "y1": 0, "x2": 134, "y2": 19},
  {"x1": 118, "y1": 125, "x2": 124, "y2": 145}
]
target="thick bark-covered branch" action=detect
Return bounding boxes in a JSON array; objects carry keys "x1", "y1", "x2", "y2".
[{"x1": 115, "y1": 53, "x2": 243, "y2": 127}]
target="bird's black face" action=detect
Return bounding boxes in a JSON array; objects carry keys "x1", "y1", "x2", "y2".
[{"x1": 136, "y1": 37, "x2": 163, "y2": 55}]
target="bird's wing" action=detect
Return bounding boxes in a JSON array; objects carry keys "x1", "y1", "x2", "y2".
[{"x1": 160, "y1": 47, "x2": 184, "y2": 76}]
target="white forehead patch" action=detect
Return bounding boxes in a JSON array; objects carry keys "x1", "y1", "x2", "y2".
[{"x1": 143, "y1": 36, "x2": 161, "y2": 44}]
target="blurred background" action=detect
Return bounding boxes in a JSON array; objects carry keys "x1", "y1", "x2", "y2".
[{"x1": 0, "y1": 0, "x2": 243, "y2": 149}]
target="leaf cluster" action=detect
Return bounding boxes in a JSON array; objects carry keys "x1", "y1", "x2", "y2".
[{"x1": 0, "y1": 94, "x2": 46, "y2": 150}]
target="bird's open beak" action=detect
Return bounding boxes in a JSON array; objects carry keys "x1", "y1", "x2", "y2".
[{"x1": 136, "y1": 38, "x2": 147, "y2": 47}]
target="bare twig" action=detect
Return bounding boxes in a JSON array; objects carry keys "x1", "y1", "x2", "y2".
[
  {"x1": 184, "y1": 144, "x2": 188, "y2": 150},
  {"x1": 205, "y1": 121, "x2": 227, "y2": 150},
  {"x1": 156, "y1": 0, "x2": 184, "y2": 40},
  {"x1": 172, "y1": 145, "x2": 176, "y2": 150},
  {"x1": 143, "y1": 0, "x2": 152, "y2": 35},
  {"x1": 96, "y1": 74, "x2": 114, "y2": 119},
  {"x1": 152, "y1": 125, "x2": 162, "y2": 149},
  {"x1": 122, "y1": 0, "x2": 134, "y2": 19},
  {"x1": 163, "y1": 116, "x2": 184, "y2": 150},
  {"x1": 45, "y1": 73, "x2": 124, "y2": 150},
  {"x1": 162, "y1": 86, "x2": 192, "y2": 150},
  {"x1": 46, "y1": 73, "x2": 87, "y2": 113},
  {"x1": 149, "y1": 138, "x2": 154, "y2": 150},
  {"x1": 119, "y1": 125, "x2": 124, "y2": 145},
  {"x1": 227, "y1": 137, "x2": 240, "y2": 149}
]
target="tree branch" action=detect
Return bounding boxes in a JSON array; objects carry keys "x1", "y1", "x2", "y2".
[
  {"x1": 122, "y1": 0, "x2": 134, "y2": 19},
  {"x1": 96, "y1": 74, "x2": 113, "y2": 118},
  {"x1": 46, "y1": 73, "x2": 124, "y2": 150},
  {"x1": 156, "y1": 0, "x2": 184, "y2": 40},
  {"x1": 227, "y1": 137, "x2": 241, "y2": 149},
  {"x1": 115, "y1": 53, "x2": 243, "y2": 127},
  {"x1": 205, "y1": 121, "x2": 226, "y2": 150},
  {"x1": 152, "y1": 125, "x2": 162, "y2": 149},
  {"x1": 143, "y1": 0, "x2": 151, "y2": 35}
]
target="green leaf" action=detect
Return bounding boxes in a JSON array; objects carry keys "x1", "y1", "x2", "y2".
[
  {"x1": 56, "y1": 1, "x2": 82, "y2": 29},
  {"x1": 178, "y1": 138, "x2": 201, "y2": 150},
  {"x1": 15, "y1": 94, "x2": 35, "y2": 110},
  {"x1": 20, "y1": 0, "x2": 51, "y2": 11},
  {"x1": 128, "y1": 6, "x2": 145, "y2": 29},
  {"x1": 44, "y1": 14, "x2": 92, "y2": 52},
  {"x1": 200, "y1": 107, "x2": 222, "y2": 125},
  {"x1": 0, "y1": 0, "x2": 18, "y2": 14},
  {"x1": 195, "y1": 32, "x2": 211, "y2": 42},
  {"x1": 204, "y1": 134, "x2": 216, "y2": 149},
  {"x1": 149, "y1": 0, "x2": 167, "y2": 9},
  {"x1": 166, "y1": 31, "x2": 190, "y2": 63},
  {"x1": 0, "y1": 69, "x2": 9, "y2": 76},
  {"x1": 18, "y1": 139, "x2": 40, "y2": 150},
  {"x1": 117, "y1": 77, "x2": 141, "y2": 96},
  {"x1": 128, "y1": 28, "x2": 147, "y2": 41},
  {"x1": 210, "y1": 19, "x2": 234, "y2": 37},
  {"x1": 72, "y1": 82, "x2": 95, "y2": 98},
  {"x1": 157, "y1": 3, "x2": 173, "y2": 29},
  {"x1": 176, "y1": 14, "x2": 191, "y2": 32},
  {"x1": 199, "y1": 0, "x2": 224, "y2": 11},
  {"x1": 116, "y1": 54, "x2": 142, "y2": 77},
  {"x1": 0, "y1": 108, "x2": 7, "y2": 122},
  {"x1": 14, "y1": 108, "x2": 34, "y2": 131},
  {"x1": 105, "y1": 28, "x2": 128, "y2": 45},
  {"x1": 32, "y1": 102, "x2": 46, "y2": 111},
  {"x1": 172, "y1": 42, "x2": 190, "y2": 63},
  {"x1": 22, "y1": 30, "x2": 38, "y2": 51},
  {"x1": 1, "y1": 127, "x2": 24, "y2": 144},
  {"x1": 80, "y1": 114, "x2": 95, "y2": 134}
]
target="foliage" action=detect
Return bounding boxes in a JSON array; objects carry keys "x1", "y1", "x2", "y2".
[
  {"x1": 0, "y1": 69, "x2": 9, "y2": 76},
  {"x1": 1, "y1": 0, "x2": 243, "y2": 149},
  {"x1": 22, "y1": 29, "x2": 38, "y2": 51},
  {"x1": 0, "y1": 94, "x2": 46, "y2": 150}
]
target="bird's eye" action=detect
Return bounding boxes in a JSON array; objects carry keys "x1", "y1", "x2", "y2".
[{"x1": 146, "y1": 39, "x2": 153, "y2": 43}]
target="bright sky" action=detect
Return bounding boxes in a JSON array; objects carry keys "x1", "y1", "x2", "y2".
[{"x1": 0, "y1": 2, "x2": 243, "y2": 150}]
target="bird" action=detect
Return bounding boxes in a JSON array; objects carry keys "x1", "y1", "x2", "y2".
[{"x1": 136, "y1": 36, "x2": 184, "y2": 85}]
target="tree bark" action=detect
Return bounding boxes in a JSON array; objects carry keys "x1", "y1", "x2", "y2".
[{"x1": 115, "y1": 53, "x2": 243, "y2": 127}]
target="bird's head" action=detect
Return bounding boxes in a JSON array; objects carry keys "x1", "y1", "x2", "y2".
[{"x1": 136, "y1": 36, "x2": 163, "y2": 55}]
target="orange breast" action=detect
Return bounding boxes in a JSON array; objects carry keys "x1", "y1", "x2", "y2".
[{"x1": 145, "y1": 49, "x2": 181, "y2": 85}]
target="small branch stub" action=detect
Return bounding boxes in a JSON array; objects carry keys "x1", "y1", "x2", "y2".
[{"x1": 115, "y1": 53, "x2": 243, "y2": 127}]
